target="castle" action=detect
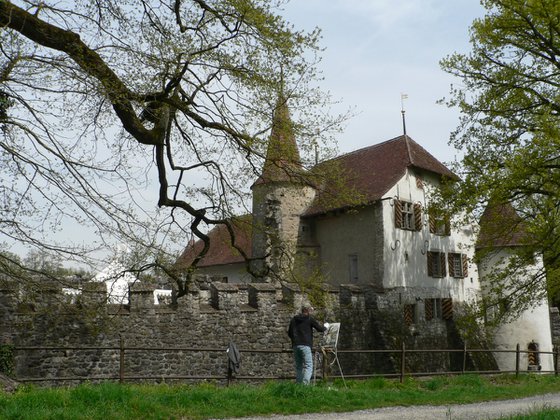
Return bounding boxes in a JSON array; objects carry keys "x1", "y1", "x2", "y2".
[
  {"x1": 176, "y1": 97, "x2": 557, "y2": 373},
  {"x1": 1, "y1": 98, "x2": 556, "y2": 385}
]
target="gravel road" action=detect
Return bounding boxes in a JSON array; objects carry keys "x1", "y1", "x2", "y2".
[{"x1": 225, "y1": 393, "x2": 560, "y2": 420}]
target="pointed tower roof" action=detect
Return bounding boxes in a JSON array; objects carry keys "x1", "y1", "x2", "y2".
[
  {"x1": 253, "y1": 96, "x2": 303, "y2": 186},
  {"x1": 477, "y1": 201, "x2": 531, "y2": 249}
]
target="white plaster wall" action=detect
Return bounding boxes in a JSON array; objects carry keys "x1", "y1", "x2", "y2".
[
  {"x1": 381, "y1": 169, "x2": 480, "y2": 303},
  {"x1": 478, "y1": 249, "x2": 553, "y2": 372},
  {"x1": 194, "y1": 263, "x2": 252, "y2": 283}
]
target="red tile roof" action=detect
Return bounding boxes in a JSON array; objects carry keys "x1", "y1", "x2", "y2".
[
  {"x1": 175, "y1": 216, "x2": 253, "y2": 268},
  {"x1": 303, "y1": 135, "x2": 457, "y2": 216},
  {"x1": 477, "y1": 202, "x2": 531, "y2": 249}
]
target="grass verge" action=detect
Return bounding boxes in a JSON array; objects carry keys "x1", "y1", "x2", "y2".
[{"x1": 1, "y1": 374, "x2": 560, "y2": 419}]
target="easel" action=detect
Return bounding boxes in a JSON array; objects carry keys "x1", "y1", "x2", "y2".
[{"x1": 313, "y1": 322, "x2": 346, "y2": 387}]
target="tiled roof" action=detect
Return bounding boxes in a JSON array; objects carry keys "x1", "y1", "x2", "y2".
[
  {"x1": 477, "y1": 202, "x2": 530, "y2": 249},
  {"x1": 303, "y1": 135, "x2": 458, "y2": 216},
  {"x1": 175, "y1": 216, "x2": 252, "y2": 268}
]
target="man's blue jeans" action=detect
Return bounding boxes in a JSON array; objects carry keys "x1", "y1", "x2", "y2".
[{"x1": 293, "y1": 345, "x2": 313, "y2": 385}]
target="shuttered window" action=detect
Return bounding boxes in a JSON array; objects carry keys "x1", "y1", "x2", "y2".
[
  {"x1": 425, "y1": 298, "x2": 443, "y2": 321},
  {"x1": 395, "y1": 200, "x2": 422, "y2": 231},
  {"x1": 427, "y1": 251, "x2": 446, "y2": 278},
  {"x1": 429, "y1": 212, "x2": 450, "y2": 236},
  {"x1": 448, "y1": 253, "x2": 468, "y2": 278}
]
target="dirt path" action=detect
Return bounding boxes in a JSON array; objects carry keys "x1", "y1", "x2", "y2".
[{"x1": 228, "y1": 393, "x2": 560, "y2": 420}]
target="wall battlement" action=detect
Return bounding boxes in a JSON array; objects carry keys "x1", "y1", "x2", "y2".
[
  {"x1": 0, "y1": 276, "x2": 479, "y2": 385},
  {"x1": 1, "y1": 276, "x2": 376, "y2": 315}
]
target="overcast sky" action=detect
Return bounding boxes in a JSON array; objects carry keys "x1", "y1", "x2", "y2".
[{"x1": 281, "y1": 0, "x2": 484, "y2": 165}]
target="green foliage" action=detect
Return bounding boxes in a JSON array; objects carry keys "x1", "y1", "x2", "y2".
[
  {"x1": 0, "y1": 0, "x2": 347, "y2": 281},
  {"x1": 0, "y1": 345, "x2": 14, "y2": 377},
  {"x1": 421, "y1": 376, "x2": 450, "y2": 391},
  {"x1": 438, "y1": 0, "x2": 560, "y2": 317}
]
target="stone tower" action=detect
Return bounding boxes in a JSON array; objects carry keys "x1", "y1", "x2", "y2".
[{"x1": 250, "y1": 96, "x2": 316, "y2": 284}]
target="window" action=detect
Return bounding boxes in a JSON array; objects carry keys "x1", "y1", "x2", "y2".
[
  {"x1": 527, "y1": 341, "x2": 540, "y2": 370},
  {"x1": 402, "y1": 201, "x2": 414, "y2": 229},
  {"x1": 425, "y1": 298, "x2": 443, "y2": 321},
  {"x1": 348, "y1": 254, "x2": 358, "y2": 283},
  {"x1": 428, "y1": 208, "x2": 451, "y2": 236},
  {"x1": 299, "y1": 222, "x2": 312, "y2": 244},
  {"x1": 395, "y1": 200, "x2": 422, "y2": 231},
  {"x1": 429, "y1": 210, "x2": 450, "y2": 236},
  {"x1": 427, "y1": 251, "x2": 446, "y2": 277},
  {"x1": 448, "y1": 253, "x2": 468, "y2": 278}
]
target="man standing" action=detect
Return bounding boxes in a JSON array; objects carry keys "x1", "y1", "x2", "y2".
[{"x1": 287, "y1": 305, "x2": 328, "y2": 385}]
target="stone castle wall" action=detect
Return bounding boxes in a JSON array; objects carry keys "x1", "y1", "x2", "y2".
[{"x1": 0, "y1": 277, "x2": 489, "y2": 386}]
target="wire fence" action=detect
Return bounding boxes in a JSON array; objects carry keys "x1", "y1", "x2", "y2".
[{"x1": 11, "y1": 340, "x2": 560, "y2": 385}]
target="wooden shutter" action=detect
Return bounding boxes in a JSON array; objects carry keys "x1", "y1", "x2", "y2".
[
  {"x1": 395, "y1": 200, "x2": 403, "y2": 228},
  {"x1": 448, "y1": 253, "x2": 455, "y2": 277},
  {"x1": 442, "y1": 298, "x2": 453, "y2": 320},
  {"x1": 414, "y1": 203, "x2": 422, "y2": 231},
  {"x1": 404, "y1": 304, "x2": 414, "y2": 325},
  {"x1": 462, "y1": 254, "x2": 468, "y2": 277},
  {"x1": 427, "y1": 252, "x2": 433, "y2": 277},
  {"x1": 440, "y1": 253, "x2": 447, "y2": 277},
  {"x1": 425, "y1": 299, "x2": 434, "y2": 321},
  {"x1": 429, "y1": 215, "x2": 436, "y2": 234}
]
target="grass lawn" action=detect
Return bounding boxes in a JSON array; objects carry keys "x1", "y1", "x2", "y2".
[{"x1": 1, "y1": 374, "x2": 560, "y2": 419}]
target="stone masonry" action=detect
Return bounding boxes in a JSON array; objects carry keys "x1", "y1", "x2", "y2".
[{"x1": 0, "y1": 276, "x2": 497, "y2": 386}]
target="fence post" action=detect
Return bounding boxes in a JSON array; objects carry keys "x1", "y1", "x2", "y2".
[
  {"x1": 400, "y1": 342, "x2": 405, "y2": 383},
  {"x1": 515, "y1": 343, "x2": 520, "y2": 378},
  {"x1": 462, "y1": 342, "x2": 467, "y2": 374},
  {"x1": 119, "y1": 336, "x2": 125, "y2": 384}
]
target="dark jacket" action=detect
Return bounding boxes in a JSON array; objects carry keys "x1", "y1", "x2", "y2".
[{"x1": 287, "y1": 314, "x2": 326, "y2": 348}]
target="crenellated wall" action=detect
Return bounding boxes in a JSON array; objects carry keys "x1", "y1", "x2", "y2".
[{"x1": 0, "y1": 276, "x2": 493, "y2": 385}]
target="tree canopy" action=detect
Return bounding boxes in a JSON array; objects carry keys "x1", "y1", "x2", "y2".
[
  {"x1": 0, "y1": 0, "x2": 343, "y2": 292},
  {"x1": 439, "y1": 0, "x2": 560, "y2": 315}
]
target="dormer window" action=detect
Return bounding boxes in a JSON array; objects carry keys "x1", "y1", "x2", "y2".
[{"x1": 395, "y1": 200, "x2": 422, "y2": 231}]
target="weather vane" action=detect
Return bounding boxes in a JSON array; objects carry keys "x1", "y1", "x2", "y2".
[{"x1": 401, "y1": 93, "x2": 408, "y2": 136}]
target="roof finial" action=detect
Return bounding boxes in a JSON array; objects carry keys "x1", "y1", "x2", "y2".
[{"x1": 400, "y1": 93, "x2": 408, "y2": 136}]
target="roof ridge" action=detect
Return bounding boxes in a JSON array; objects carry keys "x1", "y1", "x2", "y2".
[{"x1": 325, "y1": 134, "x2": 407, "y2": 164}]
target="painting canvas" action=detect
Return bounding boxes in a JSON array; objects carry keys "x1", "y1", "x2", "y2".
[{"x1": 321, "y1": 322, "x2": 340, "y2": 349}]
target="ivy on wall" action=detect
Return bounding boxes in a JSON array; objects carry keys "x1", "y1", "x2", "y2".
[{"x1": 0, "y1": 345, "x2": 14, "y2": 376}]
